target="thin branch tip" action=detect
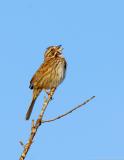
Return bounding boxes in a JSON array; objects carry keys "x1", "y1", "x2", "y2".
[
  {"x1": 19, "y1": 93, "x2": 95, "y2": 160},
  {"x1": 43, "y1": 95, "x2": 95, "y2": 123}
]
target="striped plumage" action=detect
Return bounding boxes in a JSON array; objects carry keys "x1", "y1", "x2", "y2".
[{"x1": 26, "y1": 45, "x2": 67, "y2": 120}]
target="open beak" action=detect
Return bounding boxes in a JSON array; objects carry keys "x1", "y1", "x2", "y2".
[{"x1": 57, "y1": 45, "x2": 63, "y2": 52}]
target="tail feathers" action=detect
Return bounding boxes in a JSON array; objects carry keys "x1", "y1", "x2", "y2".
[{"x1": 26, "y1": 98, "x2": 36, "y2": 120}]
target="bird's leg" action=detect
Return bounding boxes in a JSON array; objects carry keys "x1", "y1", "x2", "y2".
[
  {"x1": 44, "y1": 88, "x2": 56, "y2": 100},
  {"x1": 44, "y1": 89, "x2": 53, "y2": 100},
  {"x1": 50, "y1": 88, "x2": 56, "y2": 97},
  {"x1": 44, "y1": 89, "x2": 50, "y2": 96}
]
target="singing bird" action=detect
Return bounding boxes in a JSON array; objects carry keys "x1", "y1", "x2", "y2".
[{"x1": 26, "y1": 45, "x2": 67, "y2": 120}]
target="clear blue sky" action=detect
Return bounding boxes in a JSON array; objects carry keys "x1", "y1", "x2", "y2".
[{"x1": 0, "y1": 0, "x2": 124, "y2": 159}]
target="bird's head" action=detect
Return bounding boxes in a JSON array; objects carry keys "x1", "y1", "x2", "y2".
[{"x1": 44, "y1": 45, "x2": 63, "y2": 60}]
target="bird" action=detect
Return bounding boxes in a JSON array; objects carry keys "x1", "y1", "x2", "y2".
[{"x1": 26, "y1": 45, "x2": 67, "y2": 120}]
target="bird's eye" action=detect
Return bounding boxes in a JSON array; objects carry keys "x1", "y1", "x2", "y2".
[
  {"x1": 50, "y1": 48, "x2": 55, "y2": 54},
  {"x1": 50, "y1": 48, "x2": 54, "y2": 52},
  {"x1": 44, "y1": 47, "x2": 56, "y2": 59}
]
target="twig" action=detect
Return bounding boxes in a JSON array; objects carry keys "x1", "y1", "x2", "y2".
[
  {"x1": 42, "y1": 96, "x2": 95, "y2": 123},
  {"x1": 19, "y1": 141, "x2": 25, "y2": 148},
  {"x1": 19, "y1": 94, "x2": 95, "y2": 160},
  {"x1": 19, "y1": 88, "x2": 55, "y2": 160}
]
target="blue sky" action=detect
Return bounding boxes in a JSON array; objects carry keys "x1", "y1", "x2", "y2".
[{"x1": 0, "y1": 0, "x2": 124, "y2": 159}]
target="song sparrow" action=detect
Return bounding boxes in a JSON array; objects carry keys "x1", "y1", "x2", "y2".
[{"x1": 26, "y1": 45, "x2": 67, "y2": 120}]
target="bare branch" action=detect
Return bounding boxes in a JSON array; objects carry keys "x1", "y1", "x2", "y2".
[
  {"x1": 42, "y1": 96, "x2": 95, "y2": 123},
  {"x1": 19, "y1": 88, "x2": 55, "y2": 160},
  {"x1": 19, "y1": 93, "x2": 95, "y2": 160}
]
